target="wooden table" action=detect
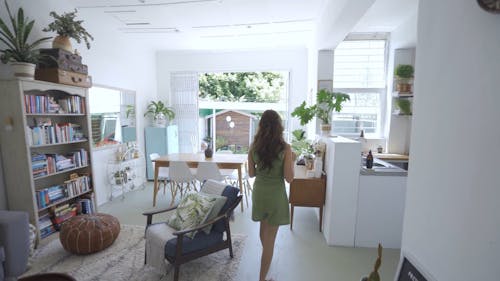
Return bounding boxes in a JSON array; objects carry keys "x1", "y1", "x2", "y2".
[
  {"x1": 289, "y1": 165, "x2": 326, "y2": 232},
  {"x1": 152, "y1": 153, "x2": 248, "y2": 211}
]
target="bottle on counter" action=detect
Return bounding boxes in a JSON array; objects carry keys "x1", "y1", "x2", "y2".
[{"x1": 366, "y1": 150, "x2": 374, "y2": 169}]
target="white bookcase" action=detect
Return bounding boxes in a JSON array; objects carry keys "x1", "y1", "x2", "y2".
[{"x1": 0, "y1": 79, "x2": 96, "y2": 243}]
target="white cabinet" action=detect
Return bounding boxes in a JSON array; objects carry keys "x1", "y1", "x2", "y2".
[{"x1": 355, "y1": 175, "x2": 407, "y2": 248}]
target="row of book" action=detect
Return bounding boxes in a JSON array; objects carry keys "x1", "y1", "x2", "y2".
[
  {"x1": 29, "y1": 122, "x2": 84, "y2": 146},
  {"x1": 24, "y1": 95, "x2": 86, "y2": 114},
  {"x1": 31, "y1": 150, "x2": 88, "y2": 178},
  {"x1": 38, "y1": 213, "x2": 57, "y2": 238},
  {"x1": 35, "y1": 175, "x2": 91, "y2": 209},
  {"x1": 50, "y1": 203, "x2": 78, "y2": 229}
]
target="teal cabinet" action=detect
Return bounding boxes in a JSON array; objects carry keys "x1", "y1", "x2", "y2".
[{"x1": 145, "y1": 125, "x2": 179, "y2": 180}]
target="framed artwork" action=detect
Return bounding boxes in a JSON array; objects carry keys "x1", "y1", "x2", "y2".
[{"x1": 318, "y1": 80, "x2": 333, "y2": 92}]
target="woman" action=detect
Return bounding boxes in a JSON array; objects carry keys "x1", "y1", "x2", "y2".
[{"x1": 248, "y1": 109, "x2": 294, "y2": 281}]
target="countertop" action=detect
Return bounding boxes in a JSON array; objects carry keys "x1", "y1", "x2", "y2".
[
  {"x1": 372, "y1": 153, "x2": 409, "y2": 161},
  {"x1": 360, "y1": 157, "x2": 408, "y2": 177}
]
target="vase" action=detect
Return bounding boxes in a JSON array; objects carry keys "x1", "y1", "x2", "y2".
[
  {"x1": 10, "y1": 62, "x2": 35, "y2": 79},
  {"x1": 204, "y1": 145, "x2": 213, "y2": 159},
  {"x1": 52, "y1": 35, "x2": 73, "y2": 52},
  {"x1": 153, "y1": 113, "x2": 167, "y2": 127}
]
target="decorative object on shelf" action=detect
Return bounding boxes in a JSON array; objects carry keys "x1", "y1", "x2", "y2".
[
  {"x1": 43, "y1": 9, "x2": 94, "y2": 52},
  {"x1": 477, "y1": 0, "x2": 500, "y2": 13},
  {"x1": 366, "y1": 150, "x2": 374, "y2": 169},
  {"x1": 0, "y1": 0, "x2": 51, "y2": 79},
  {"x1": 360, "y1": 244, "x2": 383, "y2": 281},
  {"x1": 204, "y1": 142, "x2": 214, "y2": 158},
  {"x1": 144, "y1": 100, "x2": 175, "y2": 127},
  {"x1": 35, "y1": 48, "x2": 92, "y2": 88},
  {"x1": 292, "y1": 89, "x2": 350, "y2": 135},
  {"x1": 394, "y1": 98, "x2": 412, "y2": 115},
  {"x1": 394, "y1": 64, "x2": 414, "y2": 93},
  {"x1": 377, "y1": 145, "x2": 383, "y2": 154}
]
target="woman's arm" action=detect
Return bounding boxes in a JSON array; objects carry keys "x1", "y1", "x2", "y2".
[
  {"x1": 283, "y1": 144, "x2": 294, "y2": 183},
  {"x1": 248, "y1": 149, "x2": 256, "y2": 178}
]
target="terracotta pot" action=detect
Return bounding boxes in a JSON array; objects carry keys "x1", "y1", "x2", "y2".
[
  {"x1": 396, "y1": 83, "x2": 412, "y2": 93},
  {"x1": 52, "y1": 35, "x2": 72, "y2": 52},
  {"x1": 10, "y1": 62, "x2": 35, "y2": 79}
]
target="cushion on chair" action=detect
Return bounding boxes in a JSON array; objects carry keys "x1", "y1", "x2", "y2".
[
  {"x1": 164, "y1": 231, "x2": 223, "y2": 259},
  {"x1": 199, "y1": 193, "x2": 227, "y2": 234},
  {"x1": 166, "y1": 193, "x2": 218, "y2": 238},
  {"x1": 213, "y1": 185, "x2": 240, "y2": 233}
]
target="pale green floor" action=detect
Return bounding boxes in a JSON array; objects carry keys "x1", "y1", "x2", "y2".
[{"x1": 100, "y1": 182, "x2": 400, "y2": 281}]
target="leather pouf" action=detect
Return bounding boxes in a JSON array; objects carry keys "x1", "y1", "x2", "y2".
[{"x1": 59, "y1": 213, "x2": 120, "y2": 255}]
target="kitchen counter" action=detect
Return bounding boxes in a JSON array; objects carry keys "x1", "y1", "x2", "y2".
[
  {"x1": 372, "y1": 153, "x2": 409, "y2": 161},
  {"x1": 360, "y1": 157, "x2": 408, "y2": 176}
]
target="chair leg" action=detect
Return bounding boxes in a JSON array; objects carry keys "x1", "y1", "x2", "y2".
[
  {"x1": 225, "y1": 218, "x2": 234, "y2": 258},
  {"x1": 174, "y1": 266, "x2": 180, "y2": 281}
]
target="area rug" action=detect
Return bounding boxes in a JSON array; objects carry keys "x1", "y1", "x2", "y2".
[{"x1": 24, "y1": 225, "x2": 246, "y2": 281}]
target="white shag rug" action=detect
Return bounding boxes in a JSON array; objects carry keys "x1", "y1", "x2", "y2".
[{"x1": 24, "y1": 225, "x2": 246, "y2": 281}]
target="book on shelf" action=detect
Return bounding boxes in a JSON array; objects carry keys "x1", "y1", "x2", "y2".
[
  {"x1": 31, "y1": 150, "x2": 88, "y2": 177},
  {"x1": 35, "y1": 174, "x2": 91, "y2": 209},
  {"x1": 78, "y1": 198, "x2": 94, "y2": 215},
  {"x1": 24, "y1": 94, "x2": 85, "y2": 114},
  {"x1": 29, "y1": 120, "x2": 85, "y2": 146}
]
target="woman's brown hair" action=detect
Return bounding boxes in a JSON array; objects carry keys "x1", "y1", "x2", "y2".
[{"x1": 251, "y1": 110, "x2": 285, "y2": 171}]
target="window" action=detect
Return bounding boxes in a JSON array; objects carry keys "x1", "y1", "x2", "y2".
[{"x1": 332, "y1": 39, "x2": 387, "y2": 136}]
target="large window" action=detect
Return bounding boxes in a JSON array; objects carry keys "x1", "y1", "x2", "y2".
[{"x1": 332, "y1": 39, "x2": 387, "y2": 136}]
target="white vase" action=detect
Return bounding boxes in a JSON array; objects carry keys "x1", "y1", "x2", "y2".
[
  {"x1": 153, "y1": 113, "x2": 167, "y2": 127},
  {"x1": 10, "y1": 62, "x2": 36, "y2": 79}
]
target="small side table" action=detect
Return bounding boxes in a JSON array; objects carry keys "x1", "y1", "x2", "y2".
[{"x1": 289, "y1": 166, "x2": 326, "y2": 232}]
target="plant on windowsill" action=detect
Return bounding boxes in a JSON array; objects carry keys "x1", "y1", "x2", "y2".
[
  {"x1": 394, "y1": 64, "x2": 414, "y2": 93},
  {"x1": 0, "y1": 0, "x2": 52, "y2": 79},
  {"x1": 144, "y1": 100, "x2": 175, "y2": 127},
  {"x1": 291, "y1": 89, "x2": 350, "y2": 135},
  {"x1": 43, "y1": 9, "x2": 93, "y2": 52}
]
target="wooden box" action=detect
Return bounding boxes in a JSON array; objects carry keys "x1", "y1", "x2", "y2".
[
  {"x1": 39, "y1": 48, "x2": 82, "y2": 64},
  {"x1": 35, "y1": 68, "x2": 92, "y2": 88}
]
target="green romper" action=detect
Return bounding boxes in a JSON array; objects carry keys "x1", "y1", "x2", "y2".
[{"x1": 251, "y1": 151, "x2": 290, "y2": 226}]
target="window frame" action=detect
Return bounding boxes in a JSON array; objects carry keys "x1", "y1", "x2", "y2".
[{"x1": 331, "y1": 36, "x2": 389, "y2": 138}]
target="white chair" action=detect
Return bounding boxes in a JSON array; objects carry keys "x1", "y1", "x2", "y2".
[
  {"x1": 168, "y1": 161, "x2": 197, "y2": 204},
  {"x1": 215, "y1": 150, "x2": 251, "y2": 209},
  {"x1": 150, "y1": 153, "x2": 170, "y2": 195},
  {"x1": 195, "y1": 162, "x2": 224, "y2": 186}
]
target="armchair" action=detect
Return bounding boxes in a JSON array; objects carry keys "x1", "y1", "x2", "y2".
[{"x1": 143, "y1": 184, "x2": 241, "y2": 281}]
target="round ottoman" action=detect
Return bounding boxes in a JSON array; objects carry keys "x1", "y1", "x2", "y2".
[{"x1": 59, "y1": 213, "x2": 120, "y2": 255}]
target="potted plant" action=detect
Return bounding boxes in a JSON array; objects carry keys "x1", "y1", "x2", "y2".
[
  {"x1": 0, "y1": 0, "x2": 51, "y2": 78},
  {"x1": 290, "y1": 129, "x2": 313, "y2": 165},
  {"x1": 394, "y1": 64, "x2": 414, "y2": 93},
  {"x1": 144, "y1": 100, "x2": 175, "y2": 127},
  {"x1": 394, "y1": 98, "x2": 412, "y2": 115},
  {"x1": 292, "y1": 89, "x2": 350, "y2": 135},
  {"x1": 43, "y1": 9, "x2": 93, "y2": 52}
]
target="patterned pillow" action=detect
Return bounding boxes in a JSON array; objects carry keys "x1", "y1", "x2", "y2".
[
  {"x1": 167, "y1": 193, "x2": 218, "y2": 238},
  {"x1": 200, "y1": 193, "x2": 227, "y2": 234}
]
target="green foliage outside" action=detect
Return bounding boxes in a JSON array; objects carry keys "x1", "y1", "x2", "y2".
[{"x1": 199, "y1": 72, "x2": 285, "y2": 102}]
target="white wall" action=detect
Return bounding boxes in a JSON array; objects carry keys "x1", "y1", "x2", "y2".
[
  {"x1": 401, "y1": 1, "x2": 500, "y2": 280},
  {"x1": 156, "y1": 48, "x2": 308, "y2": 132},
  {"x1": 0, "y1": 147, "x2": 6, "y2": 210},
  {"x1": 0, "y1": 0, "x2": 158, "y2": 207}
]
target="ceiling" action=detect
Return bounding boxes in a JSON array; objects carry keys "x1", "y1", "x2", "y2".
[{"x1": 66, "y1": 0, "x2": 418, "y2": 51}]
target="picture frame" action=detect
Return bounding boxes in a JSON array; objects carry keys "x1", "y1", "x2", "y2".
[{"x1": 394, "y1": 250, "x2": 436, "y2": 281}]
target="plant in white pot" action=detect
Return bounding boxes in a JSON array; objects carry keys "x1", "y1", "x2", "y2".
[
  {"x1": 144, "y1": 101, "x2": 175, "y2": 127},
  {"x1": 43, "y1": 9, "x2": 93, "y2": 52},
  {"x1": 0, "y1": 0, "x2": 51, "y2": 79},
  {"x1": 292, "y1": 89, "x2": 350, "y2": 135}
]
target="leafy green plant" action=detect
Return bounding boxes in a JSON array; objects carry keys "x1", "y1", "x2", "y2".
[
  {"x1": 125, "y1": 105, "x2": 135, "y2": 119},
  {"x1": 291, "y1": 89, "x2": 350, "y2": 125},
  {"x1": 290, "y1": 129, "x2": 313, "y2": 157},
  {"x1": 144, "y1": 101, "x2": 175, "y2": 121},
  {"x1": 395, "y1": 98, "x2": 412, "y2": 115},
  {"x1": 394, "y1": 64, "x2": 414, "y2": 79},
  {"x1": 43, "y1": 9, "x2": 93, "y2": 49},
  {"x1": 0, "y1": 0, "x2": 51, "y2": 64}
]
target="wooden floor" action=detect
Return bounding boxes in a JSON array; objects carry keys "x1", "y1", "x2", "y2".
[{"x1": 100, "y1": 182, "x2": 401, "y2": 281}]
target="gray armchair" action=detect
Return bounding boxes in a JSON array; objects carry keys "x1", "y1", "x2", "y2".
[
  {"x1": 0, "y1": 211, "x2": 76, "y2": 281},
  {"x1": 0, "y1": 210, "x2": 30, "y2": 281}
]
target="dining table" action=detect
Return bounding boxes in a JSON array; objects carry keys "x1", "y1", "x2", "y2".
[{"x1": 152, "y1": 153, "x2": 248, "y2": 211}]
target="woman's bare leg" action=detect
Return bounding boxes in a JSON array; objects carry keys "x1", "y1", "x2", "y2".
[{"x1": 259, "y1": 220, "x2": 279, "y2": 281}]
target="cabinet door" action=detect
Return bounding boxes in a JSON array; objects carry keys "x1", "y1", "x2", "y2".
[
  {"x1": 145, "y1": 127, "x2": 168, "y2": 180},
  {"x1": 167, "y1": 125, "x2": 179, "y2": 154}
]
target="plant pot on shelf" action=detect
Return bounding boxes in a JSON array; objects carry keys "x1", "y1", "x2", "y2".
[
  {"x1": 52, "y1": 35, "x2": 72, "y2": 52},
  {"x1": 320, "y1": 124, "x2": 331, "y2": 136},
  {"x1": 396, "y1": 82, "x2": 412, "y2": 93},
  {"x1": 10, "y1": 62, "x2": 36, "y2": 79},
  {"x1": 153, "y1": 113, "x2": 167, "y2": 127}
]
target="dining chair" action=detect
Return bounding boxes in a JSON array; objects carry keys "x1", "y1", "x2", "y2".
[
  {"x1": 149, "y1": 153, "x2": 170, "y2": 195},
  {"x1": 215, "y1": 150, "x2": 251, "y2": 209},
  {"x1": 195, "y1": 162, "x2": 225, "y2": 186},
  {"x1": 168, "y1": 161, "x2": 197, "y2": 205}
]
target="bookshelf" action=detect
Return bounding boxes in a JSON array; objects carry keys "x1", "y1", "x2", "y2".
[{"x1": 0, "y1": 79, "x2": 96, "y2": 243}]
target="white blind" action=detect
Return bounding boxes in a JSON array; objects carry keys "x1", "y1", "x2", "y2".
[
  {"x1": 333, "y1": 40, "x2": 386, "y2": 89},
  {"x1": 171, "y1": 72, "x2": 199, "y2": 153}
]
